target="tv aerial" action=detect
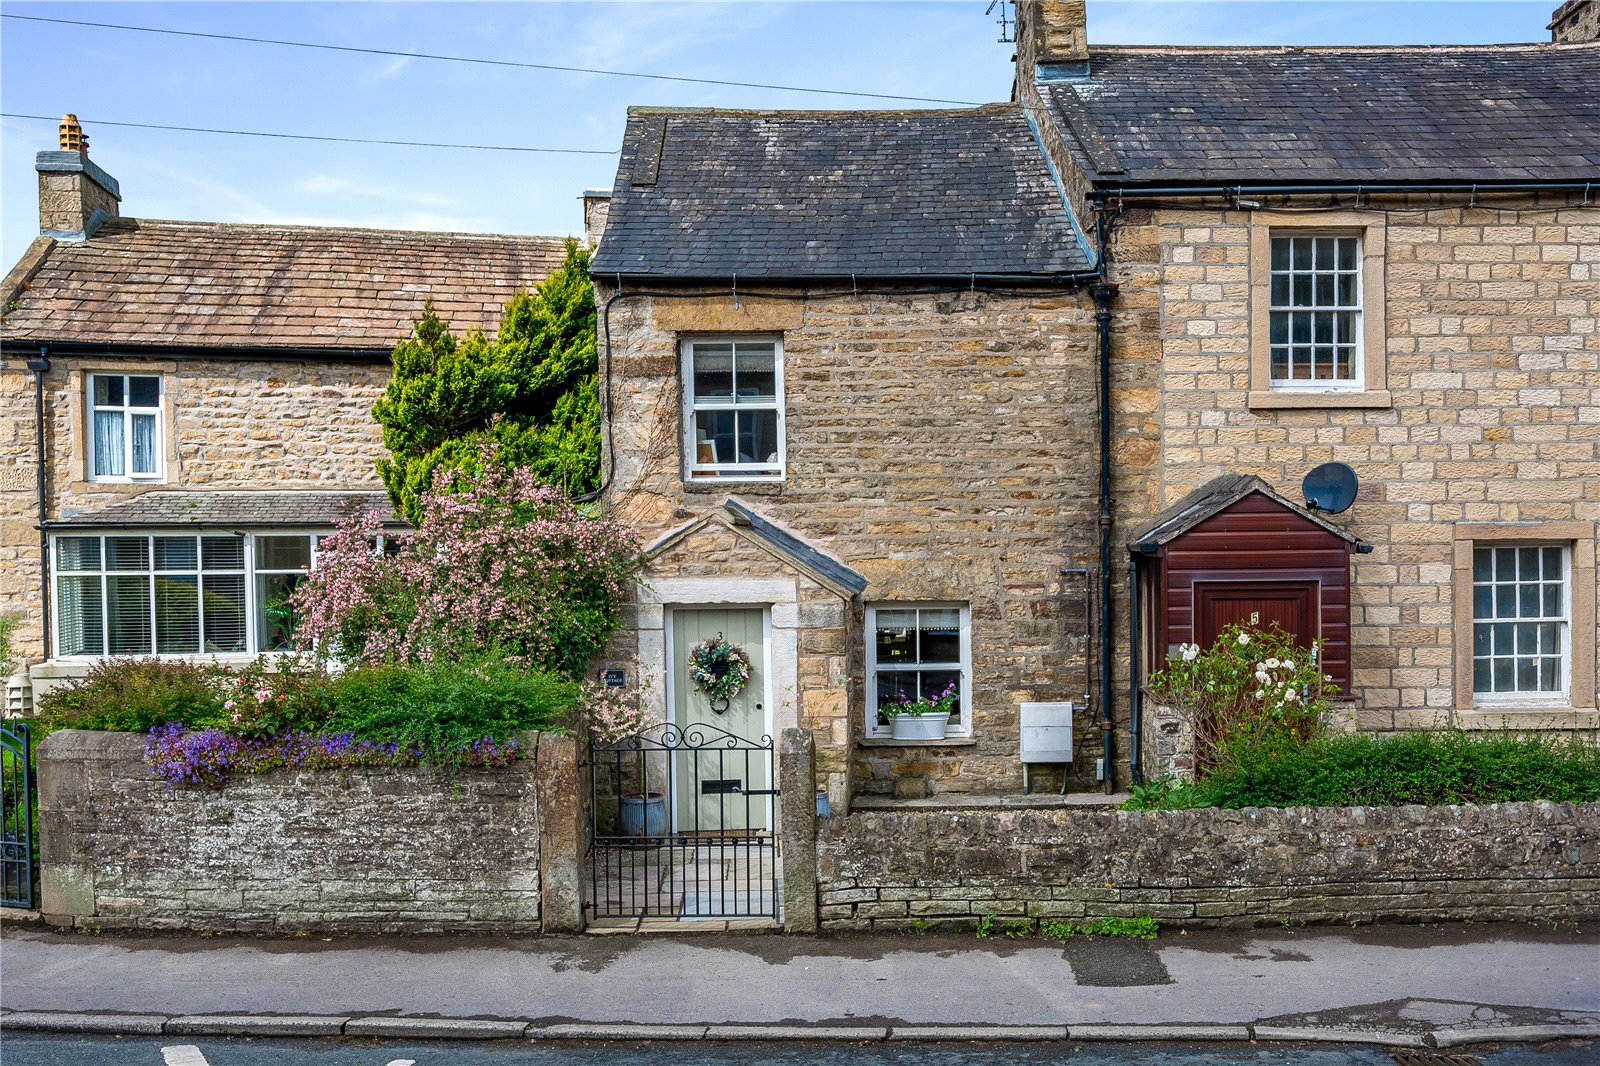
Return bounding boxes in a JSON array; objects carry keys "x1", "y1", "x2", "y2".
[
  {"x1": 1302, "y1": 462, "x2": 1360, "y2": 514},
  {"x1": 986, "y1": 1, "x2": 1015, "y2": 43}
]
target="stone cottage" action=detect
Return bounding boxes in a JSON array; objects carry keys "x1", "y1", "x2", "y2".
[
  {"x1": 0, "y1": 117, "x2": 570, "y2": 705},
  {"x1": 1008, "y1": 0, "x2": 1599, "y2": 778},
  {"x1": 588, "y1": 105, "x2": 1111, "y2": 804},
  {"x1": 590, "y1": 1, "x2": 1600, "y2": 807}
]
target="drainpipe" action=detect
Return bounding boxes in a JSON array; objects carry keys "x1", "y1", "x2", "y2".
[
  {"x1": 1090, "y1": 279, "x2": 1117, "y2": 793},
  {"x1": 1127, "y1": 557, "x2": 1143, "y2": 785},
  {"x1": 26, "y1": 347, "x2": 51, "y2": 661}
]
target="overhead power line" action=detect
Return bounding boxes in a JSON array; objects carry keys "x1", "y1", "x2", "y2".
[
  {"x1": 1, "y1": 112, "x2": 617, "y2": 154},
  {"x1": 3, "y1": 13, "x2": 983, "y2": 107}
]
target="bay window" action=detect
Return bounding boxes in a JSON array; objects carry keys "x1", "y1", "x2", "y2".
[{"x1": 53, "y1": 532, "x2": 321, "y2": 658}]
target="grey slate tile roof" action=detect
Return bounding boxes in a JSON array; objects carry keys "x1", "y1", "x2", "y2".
[
  {"x1": 2, "y1": 218, "x2": 570, "y2": 352},
  {"x1": 722, "y1": 498, "x2": 868, "y2": 597},
  {"x1": 590, "y1": 104, "x2": 1093, "y2": 279},
  {"x1": 1047, "y1": 44, "x2": 1600, "y2": 184},
  {"x1": 49, "y1": 490, "x2": 406, "y2": 530},
  {"x1": 1129, "y1": 474, "x2": 1364, "y2": 552}
]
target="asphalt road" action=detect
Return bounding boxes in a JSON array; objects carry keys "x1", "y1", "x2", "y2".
[{"x1": 2, "y1": 1037, "x2": 1597, "y2": 1066}]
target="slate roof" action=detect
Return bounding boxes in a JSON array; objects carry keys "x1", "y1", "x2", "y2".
[
  {"x1": 1129, "y1": 474, "x2": 1365, "y2": 553},
  {"x1": 1046, "y1": 44, "x2": 1600, "y2": 184},
  {"x1": 590, "y1": 104, "x2": 1093, "y2": 279},
  {"x1": 49, "y1": 490, "x2": 407, "y2": 530},
  {"x1": 2, "y1": 218, "x2": 571, "y2": 353}
]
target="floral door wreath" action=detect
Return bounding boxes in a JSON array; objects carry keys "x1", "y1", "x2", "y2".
[{"x1": 688, "y1": 633, "x2": 750, "y2": 715}]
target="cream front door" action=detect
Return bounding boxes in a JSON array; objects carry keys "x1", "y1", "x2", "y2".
[{"x1": 669, "y1": 607, "x2": 770, "y2": 833}]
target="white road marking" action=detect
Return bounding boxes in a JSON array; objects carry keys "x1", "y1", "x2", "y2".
[
  {"x1": 161, "y1": 1047, "x2": 211, "y2": 1066},
  {"x1": 385, "y1": 1061, "x2": 417, "y2": 1066}
]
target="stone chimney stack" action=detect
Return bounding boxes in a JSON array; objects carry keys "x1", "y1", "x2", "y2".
[
  {"x1": 1015, "y1": 0, "x2": 1090, "y2": 89},
  {"x1": 37, "y1": 114, "x2": 121, "y2": 241},
  {"x1": 1549, "y1": 0, "x2": 1598, "y2": 41},
  {"x1": 582, "y1": 189, "x2": 612, "y2": 250}
]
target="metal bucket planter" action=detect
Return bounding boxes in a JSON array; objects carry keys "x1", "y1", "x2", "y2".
[
  {"x1": 889, "y1": 712, "x2": 951, "y2": 741},
  {"x1": 618, "y1": 792, "x2": 668, "y2": 837}
]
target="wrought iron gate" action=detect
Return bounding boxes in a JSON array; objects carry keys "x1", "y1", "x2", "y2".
[
  {"x1": 2, "y1": 720, "x2": 37, "y2": 909},
  {"x1": 587, "y1": 722, "x2": 779, "y2": 921}
]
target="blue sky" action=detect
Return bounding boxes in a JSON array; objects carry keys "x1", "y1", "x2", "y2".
[{"x1": 0, "y1": 1, "x2": 1564, "y2": 269}]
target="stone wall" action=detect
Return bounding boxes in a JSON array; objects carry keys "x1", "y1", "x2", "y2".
[
  {"x1": 37, "y1": 729, "x2": 583, "y2": 934},
  {"x1": 816, "y1": 800, "x2": 1600, "y2": 930},
  {"x1": 0, "y1": 353, "x2": 390, "y2": 664},
  {"x1": 599, "y1": 283, "x2": 1103, "y2": 795}
]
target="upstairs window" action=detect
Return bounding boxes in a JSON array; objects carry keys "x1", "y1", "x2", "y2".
[
  {"x1": 89, "y1": 374, "x2": 164, "y2": 480},
  {"x1": 683, "y1": 339, "x2": 784, "y2": 480},
  {"x1": 1268, "y1": 234, "x2": 1362, "y2": 390}
]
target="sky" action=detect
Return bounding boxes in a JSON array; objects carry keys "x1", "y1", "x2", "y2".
[{"x1": 0, "y1": 1, "x2": 1567, "y2": 270}]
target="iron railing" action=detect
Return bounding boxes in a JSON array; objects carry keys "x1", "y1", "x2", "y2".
[
  {"x1": 2, "y1": 720, "x2": 37, "y2": 909},
  {"x1": 587, "y1": 722, "x2": 779, "y2": 920}
]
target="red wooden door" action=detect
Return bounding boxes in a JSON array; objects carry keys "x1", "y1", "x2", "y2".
[{"x1": 1195, "y1": 581, "x2": 1318, "y2": 651}]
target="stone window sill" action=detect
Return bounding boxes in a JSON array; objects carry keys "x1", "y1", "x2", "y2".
[
  {"x1": 682, "y1": 480, "x2": 784, "y2": 495},
  {"x1": 1247, "y1": 389, "x2": 1392, "y2": 410},
  {"x1": 1455, "y1": 706, "x2": 1599, "y2": 730},
  {"x1": 857, "y1": 736, "x2": 978, "y2": 748}
]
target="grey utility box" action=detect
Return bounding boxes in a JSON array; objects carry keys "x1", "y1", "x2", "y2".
[{"x1": 1020, "y1": 700, "x2": 1074, "y2": 794}]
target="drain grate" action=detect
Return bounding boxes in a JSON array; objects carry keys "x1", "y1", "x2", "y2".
[{"x1": 1390, "y1": 1051, "x2": 1484, "y2": 1066}]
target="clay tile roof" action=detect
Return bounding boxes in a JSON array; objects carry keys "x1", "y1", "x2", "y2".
[
  {"x1": 1047, "y1": 43, "x2": 1600, "y2": 184},
  {"x1": 591, "y1": 104, "x2": 1093, "y2": 279},
  {"x1": 2, "y1": 218, "x2": 572, "y2": 352},
  {"x1": 48, "y1": 490, "x2": 407, "y2": 530}
]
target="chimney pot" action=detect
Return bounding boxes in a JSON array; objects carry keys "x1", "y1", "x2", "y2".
[{"x1": 59, "y1": 113, "x2": 89, "y2": 155}]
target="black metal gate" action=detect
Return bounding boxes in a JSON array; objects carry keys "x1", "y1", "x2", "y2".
[
  {"x1": 2, "y1": 720, "x2": 37, "y2": 909},
  {"x1": 587, "y1": 722, "x2": 779, "y2": 921}
]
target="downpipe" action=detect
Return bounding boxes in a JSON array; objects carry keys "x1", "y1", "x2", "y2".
[
  {"x1": 1090, "y1": 280, "x2": 1118, "y2": 794},
  {"x1": 26, "y1": 347, "x2": 51, "y2": 660}
]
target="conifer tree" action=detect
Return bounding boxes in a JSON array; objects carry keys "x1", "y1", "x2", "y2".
[{"x1": 373, "y1": 240, "x2": 600, "y2": 523}]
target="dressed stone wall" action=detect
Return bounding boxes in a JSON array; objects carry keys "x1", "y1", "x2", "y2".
[
  {"x1": 816, "y1": 800, "x2": 1600, "y2": 930},
  {"x1": 36, "y1": 729, "x2": 584, "y2": 934}
]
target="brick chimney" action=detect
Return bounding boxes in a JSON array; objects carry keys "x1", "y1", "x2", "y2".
[
  {"x1": 1015, "y1": 0, "x2": 1090, "y2": 87},
  {"x1": 36, "y1": 115, "x2": 121, "y2": 241},
  {"x1": 1549, "y1": 0, "x2": 1598, "y2": 41}
]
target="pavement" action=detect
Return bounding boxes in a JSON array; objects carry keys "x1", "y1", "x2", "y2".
[{"x1": 2, "y1": 920, "x2": 1598, "y2": 1049}]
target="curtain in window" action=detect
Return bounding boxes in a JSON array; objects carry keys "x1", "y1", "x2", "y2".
[
  {"x1": 131, "y1": 413, "x2": 158, "y2": 475},
  {"x1": 93, "y1": 411, "x2": 124, "y2": 477}
]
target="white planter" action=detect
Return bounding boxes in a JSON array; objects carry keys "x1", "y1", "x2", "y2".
[{"x1": 889, "y1": 712, "x2": 951, "y2": 741}]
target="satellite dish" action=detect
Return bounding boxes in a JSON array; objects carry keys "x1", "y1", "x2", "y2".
[{"x1": 1303, "y1": 462, "x2": 1359, "y2": 514}]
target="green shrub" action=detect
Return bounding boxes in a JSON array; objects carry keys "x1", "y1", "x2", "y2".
[
  {"x1": 35, "y1": 658, "x2": 229, "y2": 735},
  {"x1": 322, "y1": 655, "x2": 576, "y2": 754},
  {"x1": 1145, "y1": 730, "x2": 1600, "y2": 810}
]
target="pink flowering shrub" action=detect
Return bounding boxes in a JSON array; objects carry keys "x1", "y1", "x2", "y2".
[
  {"x1": 580, "y1": 660, "x2": 658, "y2": 744},
  {"x1": 291, "y1": 452, "x2": 640, "y2": 677}
]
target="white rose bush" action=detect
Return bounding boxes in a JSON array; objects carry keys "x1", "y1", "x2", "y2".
[{"x1": 1147, "y1": 622, "x2": 1340, "y2": 774}]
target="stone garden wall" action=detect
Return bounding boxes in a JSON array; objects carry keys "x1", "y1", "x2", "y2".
[
  {"x1": 36, "y1": 729, "x2": 585, "y2": 934},
  {"x1": 816, "y1": 800, "x2": 1600, "y2": 930}
]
